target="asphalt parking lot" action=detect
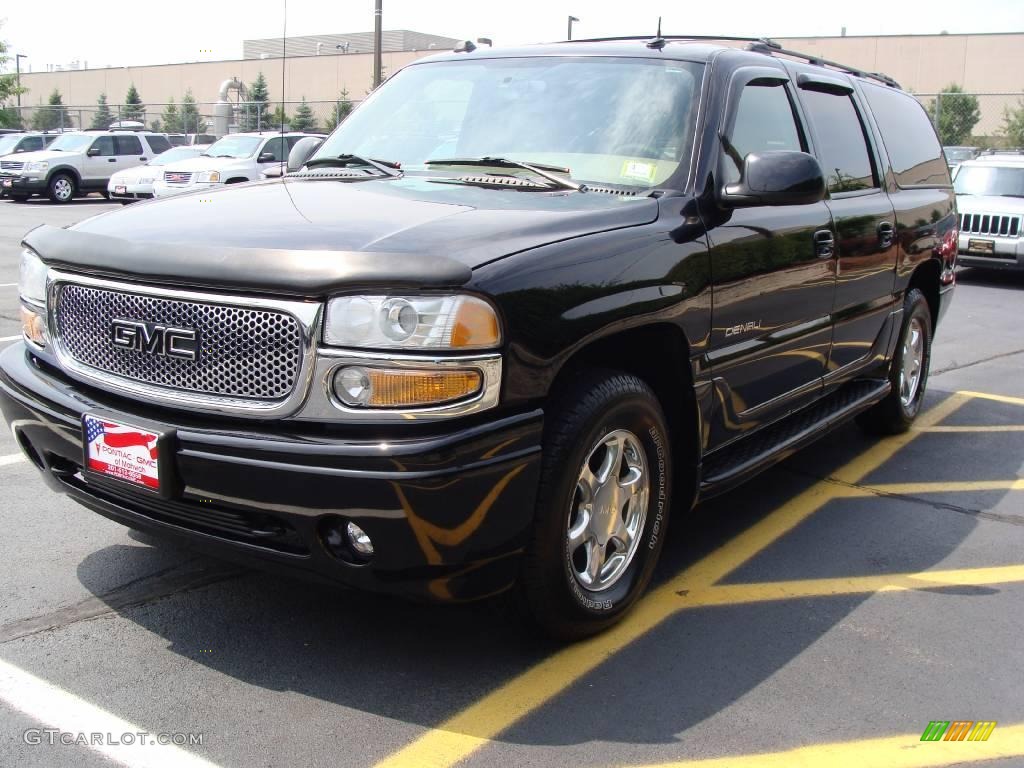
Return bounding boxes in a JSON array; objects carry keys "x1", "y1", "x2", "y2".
[{"x1": 1, "y1": 197, "x2": 1023, "y2": 768}]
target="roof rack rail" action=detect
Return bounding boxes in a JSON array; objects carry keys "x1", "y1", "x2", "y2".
[
  {"x1": 559, "y1": 34, "x2": 779, "y2": 46},
  {"x1": 746, "y1": 41, "x2": 901, "y2": 89}
]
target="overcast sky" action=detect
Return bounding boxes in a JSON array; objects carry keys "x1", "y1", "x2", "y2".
[{"x1": 3, "y1": 0, "x2": 1023, "y2": 72}]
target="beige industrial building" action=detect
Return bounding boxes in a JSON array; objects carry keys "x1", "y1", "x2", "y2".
[{"x1": 12, "y1": 31, "x2": 1023, "y2": 134}]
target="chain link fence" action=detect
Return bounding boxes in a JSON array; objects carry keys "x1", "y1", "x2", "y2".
[
  {"x1": 2, "y1": 100, "x2": 362, "y2": 137},
  {"x1": 912, "y1": 92, "x2": 1024, "y2": 149}
]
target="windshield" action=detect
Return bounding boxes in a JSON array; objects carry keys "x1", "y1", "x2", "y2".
[
  {"x1": 312, "y1": 57, "x2": 703, "y2": 188},
  {"x1": 150, "y1": 147, "x2": 202, "y2": 165},
  {"x1": 47, "y1": 133, "x2": 93, "y2": 152},
  {"x1": 202, "y1": 136, "x2": 262, "y2": 158},
  {"x1": 954, "y1": 165, "x2": 1024, "y2": 197},
  {"x1": 0, "y1": 135, "x2": 22, "y2": 155}
]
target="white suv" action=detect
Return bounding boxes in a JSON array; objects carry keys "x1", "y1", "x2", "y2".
[
  {"x1": 152, "y1": 131, "x2": 325, "y2": 198},
  {"x1": 2, "y1": 130, "x2": 172, "y2": 203}
]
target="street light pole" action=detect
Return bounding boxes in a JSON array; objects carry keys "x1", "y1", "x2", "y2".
[
  {"x1": 15, "y1": 54, "x2": 26, "y2": 108},
  {"x1": 567, "y1": 16, "x2": 579, "y2": 40},
  {"x1": 372, "y1": 0, "x2": 383, "y2": 89}
]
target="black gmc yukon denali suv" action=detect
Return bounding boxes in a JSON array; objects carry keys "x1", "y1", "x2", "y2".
[{"x1": 1, "y1": 37, "x2": 957, "y2": 639}]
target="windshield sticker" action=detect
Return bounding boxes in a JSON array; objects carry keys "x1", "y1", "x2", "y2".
[{"x1": 621, "y1": 160, "x2": 657, "y2": 183}]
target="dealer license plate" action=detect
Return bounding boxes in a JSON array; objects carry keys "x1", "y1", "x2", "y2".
[{"x1": 83, "y1": 414, "x2": 161, "y2": 491}]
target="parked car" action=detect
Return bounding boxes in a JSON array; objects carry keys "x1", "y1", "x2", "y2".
[
  {"x1": 2, "y1": 130, "x2": 173, "y2": 202},
  {"x1": 107, "y1": 145, "x2": 208, "y2": 203},
  {"x1": 153, "y1": 131, "x2": 326, "y2": 197},
  {"x1": 0, "y1": 132, "x2": 60, "y2": 197},
  {"x1": 1, "y1": 37, "x2": 957, "y2": 639},
  {"x1": 954, "y1": 156, "x2": 1024, "y2": 271}
]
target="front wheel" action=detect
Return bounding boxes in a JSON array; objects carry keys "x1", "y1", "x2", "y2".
[
  {"x1": 47, "y1": 173, "x2": 75, "y2": 203},
  {"x1": 858, "y1": 287, "x2": 932, "y2": 434},
  {"x1": 518, "y1": 371, "x2": 672, "y2": 640}
]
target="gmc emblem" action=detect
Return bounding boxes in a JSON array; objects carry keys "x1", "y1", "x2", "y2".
[{"x1": 110, "y1": 319, "x2": 199, "y2": 361}]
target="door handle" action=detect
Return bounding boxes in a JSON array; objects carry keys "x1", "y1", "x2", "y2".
[
  {"x1": 107, "y1": 158, "x2": 116, "y2": 163},
  {"x1": 139, "y1": 157, "x2": 147, "y2": 161},
  {"x1": 878, "y1": 221, "x2": 895, "y2": 248},
  {"x1": 813, "y1": 229, "x2": 835, "y2": 259}
]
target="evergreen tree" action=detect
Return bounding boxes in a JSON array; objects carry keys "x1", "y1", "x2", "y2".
[
  {"x1": 180, "y1": 89, "x2": 204, "y2": 134},
  {"x1": 32, "y1": 89, "x2": 71, "y2": 131},
  {"x1": 1001, "y1": 96, "x2": 1024, "y2": 147},
  {"x1": 0, "y1": 27, "x2": 27, "y2": 128},
  {"x1": 289, "y1": 97, "x2": 318, "y2": 132},
  {"x1": 90, "y1": 92, "x2": 114, "y2": 129},
  {"x1": 240, "y1": 72, "x2": 271, "y2": 131},
  {"x1": 324, "y1": 88, "x2": 353, "y2": 132},
  {"x1": 122, "y1": 83, "x2": 145, "y2": 122},
  {"x1": 161, "y1": 97, "x2": 182, "y2": 133},
  {"x1": 271, "y1": 105, "x2": 290, "y2": 130}
]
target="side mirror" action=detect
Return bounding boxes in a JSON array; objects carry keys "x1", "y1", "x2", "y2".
[
  {"x1": 262, "y1": 165, "x2": 285, "y2": 178},
  {"x1": 257, "y1": 151, "x2": 277, "y2": 163},
  {"x1": 287, "y1": 137, "x2": 323, "y2": 172},
  {"x1": 87, "y1": 147, "x2": 101, "y2": 157},
  {"x1": 720, "y1": 151, "x2": 825, "y2": 207}
]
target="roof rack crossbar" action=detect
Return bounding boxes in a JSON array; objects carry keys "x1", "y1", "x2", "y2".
[
  {"x1": 558, "y1": 34, "x2": 781, "y2": 47},
  {"x1": 746, "y1": 42, "x2": 901, "y2": 89}
]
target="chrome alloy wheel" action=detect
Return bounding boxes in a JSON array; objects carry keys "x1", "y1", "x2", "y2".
[
  {"x1": 567, "y1": 429, "x2": 649, "y2": 592},
  {"x1": 52, "y1": 177, "x2": 73, "y2": 201},
  {"x1": 899, "y1": 316, "x2": 925, "y2": 407}
]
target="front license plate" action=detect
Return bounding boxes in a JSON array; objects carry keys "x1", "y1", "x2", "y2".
[
  {"x1": 114, "y1": 185, "x2": 127, "y2": 195},
  {"x1": 968, "y1": 238, "x2": 995, "y2": 254},
  {"x1": 84, "y1": 414, "x2": 161, "y2": 491}
]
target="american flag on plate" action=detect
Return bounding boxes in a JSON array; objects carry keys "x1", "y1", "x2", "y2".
[{"x1": 84, "y1": 415, "x2": 160, "y2": 489}]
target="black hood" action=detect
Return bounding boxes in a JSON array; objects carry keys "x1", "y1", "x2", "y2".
[{"x1": 29, "y1": 176, "x2": 659, "y2": 296}]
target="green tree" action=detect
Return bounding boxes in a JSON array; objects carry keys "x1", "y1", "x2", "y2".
[
  {"x1": 0, "y1": 25, "x2": 27, "y2": 128},
  {"x1": 289, "y1": 97, "x2": 318, "y2": 132},
  {"x1": 271, "y1": 105, "x2": 290, "y2": 130},
  {"x1": 1001, "y1": 96, "x2": 1024, "y2": 147},
  {"x1": 180, "y1": 89, "x2": 204, "y2": 134},
  {"x1": 90, "y1": 92, "x2": 114, "y2": 129},
  {"x1": 32, "y1": 89, "x2": 71, "y2": 130},
  {"x1": 927, "y1": 84, "x2": 981, "y2": 145},
  {"x1": 122, "y1": 83, "x2": 145, "y2": 122},
  {"x1": 161, "y1": 97, "x2": 182, "y2": 133},
  {"x1": 324, "y1": 88, "x2": 353, "y2": 132},
  {"x1": 240, "y1": 72, "x2": 271, "y2": 131},
  {"x1": 150, "y1": 119, "x2": 161, "y2": 132}
]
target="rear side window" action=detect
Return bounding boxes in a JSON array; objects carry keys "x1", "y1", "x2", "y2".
[
  {"x1": 116, "y1": 135, "x2": 143, "y2": 155},
  {"x1": 145, "y1": 135, "x2": 171, "y2": 154},
  {"x1": 799, "y1": 89, "x2": 877, "y2": 194},
  {"x1": 723, "y1": 82, "x2": 803, "y2": 185},
  {"x1": 862, "y1": 83, "x2": 949, "y2": 187}
]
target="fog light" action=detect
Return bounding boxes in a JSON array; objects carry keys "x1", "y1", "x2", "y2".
[
  {"x1": 346, "y1": 521, "x2": 374, "y2": 557},
  {"x1": 20, "y1": 305, "x2": 46, "y2": 346},
  {"x1": 332, "y1": 366, "x2": 482, "y2": 409}
]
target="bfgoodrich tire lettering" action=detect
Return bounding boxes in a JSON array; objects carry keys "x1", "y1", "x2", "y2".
[{"x1": 518, "y1": 370, "x2": 672, "y2": 640}]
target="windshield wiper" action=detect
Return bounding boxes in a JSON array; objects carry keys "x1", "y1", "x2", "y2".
[
  {"x1": 425, "y1": 157, "x2": 585, "y2": 191},
  {"x1": 304, "y1": 154, "x2": 402, "y2": 177}
]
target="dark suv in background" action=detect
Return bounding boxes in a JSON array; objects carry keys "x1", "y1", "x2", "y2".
[{"x1": 1, "y1": 35, "x2": 956, "y2": 639}]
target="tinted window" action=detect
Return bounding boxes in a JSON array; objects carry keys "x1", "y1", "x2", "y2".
[
  {"x1": 21, "y1": 137, "x2": 44, "y2": 151},
  {"x1": 723, "y1": 82, "x2": 803, "y2": 185},
  {"x1": 260, "y1": 137, "x2": 286, "y2": 162},
  {"x1": 863, "y1": 83, "x2": 949, "y2": 187},
  {"x1": 145, "y1": 135, "x2": 171, "y2": 154},
  {"x1": 799, "y1": 89, "x2": 876, "y2": 193},
  {"x1": 115, "y1": 135, "x2": 143, "y2": 155},
  {"x1": 90, "y1": 136, "x2": 117, "y2": 156}
]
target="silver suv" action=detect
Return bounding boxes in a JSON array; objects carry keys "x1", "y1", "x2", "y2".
[{"x1": 955, "y1": 155, "x2": 1024, "y2": 271}]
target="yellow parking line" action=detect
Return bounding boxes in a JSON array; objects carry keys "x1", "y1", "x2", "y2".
[
  {"x1": 689, "y1": 564, "x2": 1024, "y2": 607},
  {"x1": 854, "y1": 479, "x2": 1024, "y2": 496},
  {"x1": 373, "y1": 393, "x2": 971, "y2": 768},
  {"x1": 628, "y1": 722, "x2": 1024, "y2": 768},
  {"x1": 958, "y1": 391, "x2": 1024, "y2": 407},
  {"x1": 922, "y1": 425, "x2": 1024, "y2": 432}
]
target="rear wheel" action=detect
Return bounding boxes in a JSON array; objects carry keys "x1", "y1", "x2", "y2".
[
  {"x1": 47, "y1": 173, "x2": 75, "y2": 203},
  {"x1": 518, "y1": 371, "x2": 672, "y2": 640},
  {"x1": 858, "y1": 287, "x2": 932, "y2": 434}
]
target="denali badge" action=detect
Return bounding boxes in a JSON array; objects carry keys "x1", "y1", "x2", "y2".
[{"x1": 110, "y1": 319, "x2": 199, "y2": 361}]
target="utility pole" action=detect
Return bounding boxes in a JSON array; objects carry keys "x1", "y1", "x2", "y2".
[
  {"x1": 372, "y1": 0, "x2": 383, "y2": 89},
  {"x1": 567, "y1": 15, "x2": 579, "y2": 40},
  {"x1": 15, "y1": 54, "x2": 26, "y2": 109}
]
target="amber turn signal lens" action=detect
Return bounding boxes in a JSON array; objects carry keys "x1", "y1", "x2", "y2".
[
  {"x1": 451, "y1": 298, "x2": 501, "y2": 349},
  {"x1": 20, "y1": 305, "x2": 46, "y2": 346},
  {"x1": 333, "y1": 366, "x2": 482, "y2": 408}
]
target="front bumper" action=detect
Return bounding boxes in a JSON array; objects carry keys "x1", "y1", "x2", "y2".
[
  {"x1": 957, "y1": 233, "x2": 1024, "y2": 271},
  {"x1": 153, "y1": 182, "x2": 218, "y2": 198},
  {"x1": 0, "y1": 344, "x2": 543, "y2": 602},
  {"x1": 1, "y1": 174, "x2": 45, "y2": 196},
  {"x1": 108, "y1": 181, "x2": 156, "y2": 202}
]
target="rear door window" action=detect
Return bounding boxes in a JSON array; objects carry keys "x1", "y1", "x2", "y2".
[
  {"x1": 115, "y1": 135, "x2": 144, "y2": 155},
  {"x1": 723, "y1": 81, "x2": 804, "y2": 185},
  {"x1": 145, "y1": 135, "x2": 172, "y2": 154},
  {"x1": 798, "y1": 89, "x2": 877, "y2": 194},
  {"x1": 862, "y1": 83, "x2": 949, "y2": 187}
]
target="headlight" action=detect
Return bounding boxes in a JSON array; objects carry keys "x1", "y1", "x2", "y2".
[
  {"x1": 324, "y1": 295, "x2": 501, "y2": 350},
  {"x1": 196, "y1": 170, "x2": 221, "y2": 183},
  {"x1": 24, "y1": 161, "x2": 49, "y2": 173},
  {"x1": 19, "y1": 249, "x2": 47, "y2": 306}
]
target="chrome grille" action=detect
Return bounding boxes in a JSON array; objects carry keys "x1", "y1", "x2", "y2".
[
  {"x1": 163, "y1": 171, "x2": 193, "y2": 184},
  {"x1": 55, "y1": 284, "x2": 303, "y2": 401},
  {"x1": 1, "y1": 161, "x2": 24, "y2": 171},
  {"x1": 960, "y1": 212, "x2": 1021, "y2": 238}
]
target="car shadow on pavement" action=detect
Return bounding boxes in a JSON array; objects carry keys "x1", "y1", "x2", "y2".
[
  {"x1": 72, "y1": 387, "x2": 1019, "y2": 751},
  {"x1": 956, "y1": 267, "x2": 1024, "y2": 289}
]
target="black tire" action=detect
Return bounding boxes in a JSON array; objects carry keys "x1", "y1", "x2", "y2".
[
  {"x1": 100, "y1": 190, "x2": 111, "y2": 199},
  {"x1": 518, "y1": 370, "x2": 672, "y2": 640},
  {"x1": 858, "y1": 287, "x2": 932, "y2": 435},
  {"x1": 47, "y1": 173, "x2": 76, "y2": 203}
]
